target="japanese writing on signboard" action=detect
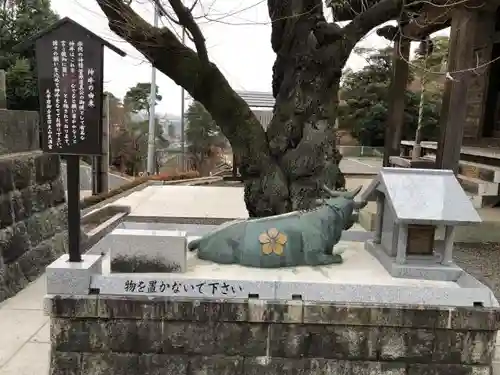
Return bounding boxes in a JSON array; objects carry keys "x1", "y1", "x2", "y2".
[
  {"x1": 123, "y1": 279, "x2": 244, "y2": 297},
  {"x1": 36, "y1": 22, "x2": 103, "y2": 155}
]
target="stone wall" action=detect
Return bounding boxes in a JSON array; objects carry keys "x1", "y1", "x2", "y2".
[
  {"x1": 47, "y1": 295, "x2": 500, "y2": 375},
  {"x1": 0, "y1": 110, "x2": 40, "y2": 156},
  {"x1": 0, "y1": 110, "x2": 67, "y2": 302}
]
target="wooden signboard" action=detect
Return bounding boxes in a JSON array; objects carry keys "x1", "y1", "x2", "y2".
[
  {"x1": 30, "y1": 18, "x2": 125, "y2": 155},
  {"x1": 16, "y1": 17, "x2": 125, "y2": 262}
]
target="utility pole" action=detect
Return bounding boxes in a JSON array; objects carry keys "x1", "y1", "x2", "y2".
[
  {"x1": 0, "y1": 69, "x2": 6, "y2": 109},
  {"x1": 147, "y1": 1, "x2": 159, "y2": 174},
  {"x1": 180, "y1": 27, "x2": 186, "y2": 172}
]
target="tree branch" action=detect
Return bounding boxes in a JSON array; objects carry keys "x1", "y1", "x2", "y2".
[
  {"x1": 96, "y1": 0, "x2": 200, "y2": 93},
  {"x1": 96, "y1": 0, "x2": 270, "y2": 174},
  {"x1": 164, "y1": 0, "x2": 209, "y2": 63},
  {"x1": 342, "y1": 0, "x2": 404, "y2": 47}
]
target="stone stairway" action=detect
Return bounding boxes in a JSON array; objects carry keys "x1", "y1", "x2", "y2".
[
  {"x1": 456, "y1": 160, "x2": 500, "y2": 208},
  {"x1": 420, "y1": 155, "x2": 500, "y2": 208}
]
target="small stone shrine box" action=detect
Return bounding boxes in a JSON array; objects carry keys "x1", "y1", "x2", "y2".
[{"x1": 362, "y1": 168, "x2": 481, "y2": 281}]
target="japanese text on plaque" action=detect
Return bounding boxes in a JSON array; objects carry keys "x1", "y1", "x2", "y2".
[
  {"x1": 124, "y1": 279, "x2": 244, "y2": 296},
  {"x1": 46, "y1": 39, "x2": 95, "y2": 149}
]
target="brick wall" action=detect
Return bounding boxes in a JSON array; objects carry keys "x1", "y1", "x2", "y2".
[
  {"x1": 47, "y1": 295, "x2": 499, "y2": 375},
  {"x1": 464, "y1": 10, "x2": 496, "y2": 141},
  {"x1": 0, "y1": 110, "x2": 67, "y2": 303}
]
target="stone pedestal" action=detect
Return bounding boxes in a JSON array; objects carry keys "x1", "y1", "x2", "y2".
[
  {"x1": 46, "y1": 294, "x2": 499, "y2": 375},
  {"x1": 105, "y1": 228, "x2": 188, "y2": 273}
]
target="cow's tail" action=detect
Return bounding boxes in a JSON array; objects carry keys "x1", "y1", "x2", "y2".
[{"x1": 187, "y1": 238, "x2": 201, "y2": 252}]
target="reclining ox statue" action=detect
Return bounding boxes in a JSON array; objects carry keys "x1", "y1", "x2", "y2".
[{"x1": 188, "y1": 185, "x2": 367, "y2": 268}]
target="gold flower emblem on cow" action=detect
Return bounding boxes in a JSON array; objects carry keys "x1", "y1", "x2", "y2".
[{"x1": 259, "y1": 228, "x2": 287, "y2": 255}]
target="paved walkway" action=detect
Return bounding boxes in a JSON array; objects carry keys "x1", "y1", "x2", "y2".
[
  {"x1": 0, "y1": 275, "x2": 49, "y2": 374},
  {"x1": 340, "y1": 157, "x2": 381, "y2": 175}
]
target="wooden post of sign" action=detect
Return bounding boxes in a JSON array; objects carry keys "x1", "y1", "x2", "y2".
[
  {"x1": 383, "y1": 35, "x2": 411, "y2": 167},
  {"x1": 66, "y1": 154, "x2": 81, "y2": 262},
  {"x1": 0, "y1": 70, "x2": 6, "y2": 109}
]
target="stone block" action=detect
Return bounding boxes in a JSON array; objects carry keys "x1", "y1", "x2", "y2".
[
  {"x1": 11, "y1": 156, "x2": 35, "y2": 190},
  {"x1": 0, "y1": 158, "x2": 14, "y2": 193},
  {"x1": 0, "y1": 192, "x2": 13, "y2": 229},
  {"x1": 24, "y1": 205, "x2": 68, "y2": 248},
  {"x1": 31, "y1": 183, "x2": 57, "y2": 214},
  {"x1": 433, "y1": 330, "x2": 496, "y2": 365},
  {"x1": 108, "y1": 228, "x2": 187, "y2": 273},
  {"x1": 407, "y1": 364, "x2": 490, "y2": 375},
  {"x1": 242, "y1": 358, "x2": 407, "y2": 375},
  {"x1": 0, "y1": 261, "x2": 29, "y2": 301},
  {"x1": 50, "y1": 179, "x2": 66, "y2": 206},
  {"x1": 302, "y1": 302, "x2": 455, "y2": 329},
  {"x1": 137, "y1": 354, "x2": 189, "y2": 375},
  {"x1": 46, "y1": 253, "x2": 103, "y2": 295},
  {"x1": 161, "y1": 321, "x2": 268, "y2": 356},
  {"x1": 17, "y1": 240, "x2": 54, "y2": 281},
  {"x1": 51, "y1": 319, "x2": 102, "y2": 352},
  {"x1": 248, "y1": 300, "x2": 303, "y2": 324},
  {"x1": 189, "y1": 355, "x2": 243, "y2": 374},
  {"x1": 10, "y1": 190, "x2": 29, "y2": 222},
  {"x1": 0, "y1": 221, "x2": 31, "y2": 264},
  {"x1": 81, "y1": 353, "x2": 139, "y2": 375},
  {"x1": 269, "y1": 324, "x2": 379, "y2": 360},
  {"x1": 50, "y1": 351, "x2": 81, "y2": 375},
  {"x1": 44, "y1": 295, "x2": 98, "y2": 317},
  {"x1": 450, "y1": 307, "x2": 500, "y2": 331},
  {"x1": 96, "y1": 295, "x2": 169, "y2": 319},
  {"x1": 35, "y1": 153, "x2": 60, "y2": 184},
  {"x1": 50, "y1": 231, "x2": 69, "y2": 257},
  {"x1": 0, "y1": 110, "x2": 39, "y2": 155}
]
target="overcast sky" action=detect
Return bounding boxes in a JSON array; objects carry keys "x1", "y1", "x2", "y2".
[{"x1": 49, "y1": 0, "x2": 443, "y2": 116}]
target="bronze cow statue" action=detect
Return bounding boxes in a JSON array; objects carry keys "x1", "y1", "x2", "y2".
[{"x1": 188, "y1": 185, "x2": 367, "y2": 268}]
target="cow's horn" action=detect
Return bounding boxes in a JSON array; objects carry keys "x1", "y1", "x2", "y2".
[
  {"x1": 322, "y1": 185, "x2": 343, "y2": 197},
  {"x1": 323, "y1": 185, "x2": 363, "y2": 199}
]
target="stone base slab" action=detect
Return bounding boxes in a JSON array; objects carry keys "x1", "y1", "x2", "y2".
[
  {"x1": 46, "y1": 254, "x2": 103, "y2": 295},
  {"x1": 103, "y1": 228, "x2": 187, "y2": 273},
  {"x1": 365, "y1": 240, "x2": 464, "y2": 281}
]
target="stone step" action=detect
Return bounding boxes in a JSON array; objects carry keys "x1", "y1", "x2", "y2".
[
  {"x1": 422, "y1": 155, "x2": 500, "y2": 183},
  {"x1": 457, "y1": 174, "x2": 499, "y2": 196},
  {"x1": 458, "y1": 160, "x2": 500, "y2": 183},
  {"x1": 466, "y1": 192, "x2": 500, "y2": 208}
]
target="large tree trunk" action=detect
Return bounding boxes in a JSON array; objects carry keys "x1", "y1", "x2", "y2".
[{"x1": 96, "y1": 0, "x2": 404, "y2": 217}]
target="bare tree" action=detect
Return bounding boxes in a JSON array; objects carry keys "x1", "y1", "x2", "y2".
[{"x1": 94, "y1": 0, "x2": 457, "y2": 217}]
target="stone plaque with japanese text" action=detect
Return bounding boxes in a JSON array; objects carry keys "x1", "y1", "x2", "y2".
[{"x1": 36, "y1": 21, "x2": 103, "y2": 155}]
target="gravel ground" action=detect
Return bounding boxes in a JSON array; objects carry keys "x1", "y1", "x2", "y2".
[{"x1": 454, "y1": 242, "x2": 500, "y2": 298}]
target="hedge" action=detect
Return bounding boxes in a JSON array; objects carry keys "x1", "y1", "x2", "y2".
[{"x1": 80, "y1": 171, "x2": 200, "y2": 210}]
